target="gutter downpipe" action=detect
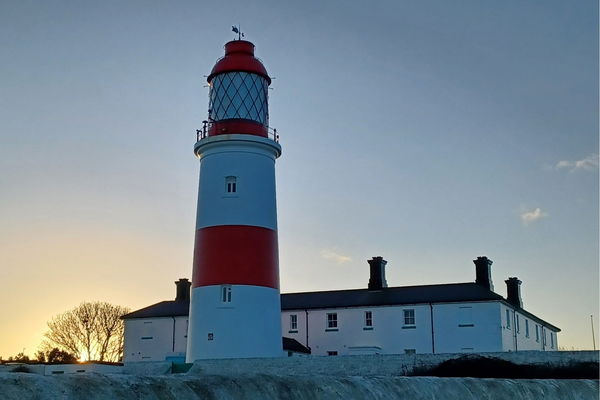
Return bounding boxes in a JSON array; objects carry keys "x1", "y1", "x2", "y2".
[
  {"x1": 305, "y1": 309, "x2": 310, "y2": 351},
  {"x1": 513, "y1": 310, "x2": 518, "y2": 352},
  {"x1": 171, "y1": 317, "x2": 176, "y2": 352},
  {"x1": 429, "y1": 303, "x2": 435, "y2": 354}
]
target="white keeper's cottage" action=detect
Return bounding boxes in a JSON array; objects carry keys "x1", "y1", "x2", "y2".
[{"x1": 121, "y1": 256, "x2": 560, "y2": 361}]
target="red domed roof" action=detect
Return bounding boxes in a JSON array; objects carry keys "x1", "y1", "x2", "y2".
[{"x1": 207, "y1": 40, "x2": 271, "y2": 84}]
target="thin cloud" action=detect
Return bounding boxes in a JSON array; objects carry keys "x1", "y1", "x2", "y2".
[
  {"x1": 556, "y1": 154, "x2": 599, "y2": 172},
  {"x1": 320, "y1": 249, "x2": 352, "y2": 264},
  {"x1": 520, "y1": 208, "x2": 548, "y2": 225}
]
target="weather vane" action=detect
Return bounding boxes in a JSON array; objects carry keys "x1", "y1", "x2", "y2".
[{"x1": 232, "y1": 25, "x2": 244, "y2": 40}]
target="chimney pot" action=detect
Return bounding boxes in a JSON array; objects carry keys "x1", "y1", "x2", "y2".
[
  {"x1": 473, "y1": 256, "x2": 494, "y2": 291},
  {"x1": 505, "y1": 277, "x2": 523, "y2": 308},
  {"x1": 368, "y1": 256, "x2": 388, "y2": 290},
  {"x1": 175, "y1": 278, "x2": 191, "y2": 302}
]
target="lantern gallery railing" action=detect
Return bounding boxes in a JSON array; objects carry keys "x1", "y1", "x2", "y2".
[{"x1": 196, "y1": 121, "x2": 279, "y2": 143}]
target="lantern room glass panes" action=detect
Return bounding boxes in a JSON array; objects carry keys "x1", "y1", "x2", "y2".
[{"x1": 209, "y1": 72, "x2": 269, "y2": 125}]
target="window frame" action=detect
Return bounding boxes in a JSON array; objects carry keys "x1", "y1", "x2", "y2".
[
  {"x1": 225, "y1": 176, "x2": 237, "y2": 194},
  {"x1": 289, "y1": 314, "x2": 298, "y2": 332},
  {"x1": 221, "y1": 285, "x2": 232, "y2": 303},
  {"x1": 403, "y1": 309, "x2": 416, "y2": 326},
  {"x1": 364, "y1": 311, "x2": 373, "y2": 328},
  {"x1": 326, "y1": 312, "x2": 338, "y2": 330}
]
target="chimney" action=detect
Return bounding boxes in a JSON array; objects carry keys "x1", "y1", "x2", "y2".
[
  {"x1": 175, "y1": 278, "x2": 191, "y2": 302},
  {"x1": 368, "y1": 256, "x2": 388, "y2": 290},
  {"x1": 505, "y1": 277, "x2": 523, "y2": 308},
  {"x1": 473, "y1": 256, "x2": 494, "y2": 291}
]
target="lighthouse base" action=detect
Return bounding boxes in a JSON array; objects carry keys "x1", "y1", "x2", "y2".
[{"x1": 186, "y1": 285, "x2": 283, "y2": 362}]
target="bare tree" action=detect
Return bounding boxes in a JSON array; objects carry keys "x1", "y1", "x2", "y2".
[{"x1": 41, "y1": 301, "x2": 130, "y2": 362}]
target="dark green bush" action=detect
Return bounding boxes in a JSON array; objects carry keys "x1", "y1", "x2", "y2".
[{"x1": 410, "y1": 356, "x2": 599, "y2": 379}]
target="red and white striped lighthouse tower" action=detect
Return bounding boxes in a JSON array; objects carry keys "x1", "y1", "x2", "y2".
[{"x1": 186, "y1": 39, "x2": 282, "y2": 361}]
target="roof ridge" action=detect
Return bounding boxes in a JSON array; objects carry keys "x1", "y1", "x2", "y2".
[{"x1": 281, "y1": 281, "x2": 479, "y2": 296}]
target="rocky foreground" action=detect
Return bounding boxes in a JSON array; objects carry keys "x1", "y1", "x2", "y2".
[{"x1": 1, "y1": 372, "x2": 598, "y2": 400}]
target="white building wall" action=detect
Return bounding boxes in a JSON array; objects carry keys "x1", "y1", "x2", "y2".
[
  {"x1": 288, "y1": 305, "x2": 434, "y2": 356},
  {"x1": 433, "y1": 302, "x2": 503, "y2": 353},
  {"x1": 123, "y1": 316, "x2": 188, "y2": 362},
  {"x1": 123, "y1": 302, "x2": 559, "y2": 361},
  {"x1": 282, "y1": 301, "x2": 510, "y2": 356},
  {"x1": 500, "y1": 305, "x2": 558, "y2": 352}
]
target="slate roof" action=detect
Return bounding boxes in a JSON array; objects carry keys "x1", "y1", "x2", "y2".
[
  {"x1": 121, "y1": 282, "x2": 559, "y2": 331},
  {"x1": 281, "y1": 282, "x2": 503, "y2": 310},
  {"x1": 281, "y1": 282, "x2": 560, "y2": 332},
  {"x1": 121, "y1": 300, "x2": 190, "y2": 319}
]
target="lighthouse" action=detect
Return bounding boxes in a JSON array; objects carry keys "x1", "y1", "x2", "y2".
[{"x1": 186, "y1": 39, "x2": 282, "y2": 361}]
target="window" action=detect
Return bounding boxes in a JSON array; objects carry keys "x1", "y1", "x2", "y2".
[
  {"x1": 209, "y1": 71, "x2": 269, "y2": 125},
  {"x1": 550, "y1": 332, "x2": 554, "y2": 348},
  {"x1": 535, "y1": 325, "x2": 540, "y2": 342},
  {"x1": 506, "y1": 309, "x2": 511, "y2": 329},
  {"x1": 221, "y1": 285, "x2": 232, "y2": 303},
  {"x1": 525, "y1": 320, "x2": 529, "y2": 338},
  {"x1": 141, "y1": 336, "x2": 153, "y2": 340},
  {"x1": 226, "y1": 176, "x2": 237, "y2": 193},
  {"x1": 516, "y1": 314, "x2": 520, "y2": 333},
  {"x1": 404, "y1": 349, "x2": 416, "y2": 354},
  {"x1": 290, "y1": 314, "x2": 298, "y2": 331},
  {"x1": 327, "y1": 351, "x2": 338, "y2": 356},
  {"x1": 365, "y1": 311, "x2": 373, "y2": 327},
  {"x1": 543, "y1": 330, "x2": 547, "y2": 345},
  {"x1": 403, "y1": 309, "x2": 415, "y2": 326},
  {"x1": 326, "y1": 313, "x2": 338, "y2": 330}
]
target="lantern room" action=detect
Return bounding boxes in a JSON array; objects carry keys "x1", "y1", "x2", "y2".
[{"x1": 205, "y1": 40, "x2": 271, "y2": 138}]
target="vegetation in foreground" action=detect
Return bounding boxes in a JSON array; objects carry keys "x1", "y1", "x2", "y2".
[{"x1": 410, "y1": 355, "x2": 599, "y2": 379}]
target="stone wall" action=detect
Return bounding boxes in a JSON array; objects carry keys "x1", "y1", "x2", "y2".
[{"x1": 188, "y1": 350, "x2": 599, "y2": 377}]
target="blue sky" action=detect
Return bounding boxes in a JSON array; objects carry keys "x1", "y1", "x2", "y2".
[{"x1": 0, "y1": 0, "x2": 597, "y2": 356}]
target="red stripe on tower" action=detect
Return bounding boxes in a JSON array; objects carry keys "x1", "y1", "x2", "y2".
[{"x1": 192, "y1": 225, "x2": 279, "y2": 289}]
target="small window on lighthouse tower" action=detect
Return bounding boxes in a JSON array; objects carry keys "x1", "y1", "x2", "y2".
[
  {"x1": 226, "y1": 176, "x2": 237, "y2": 193},
  {"x1": 221, "y1": 285, "x2": 232, "y2": 303}
]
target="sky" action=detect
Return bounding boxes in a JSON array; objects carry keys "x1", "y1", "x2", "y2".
[{"x1": 0, "y1": 0, "x2": 598, "y2": 358}]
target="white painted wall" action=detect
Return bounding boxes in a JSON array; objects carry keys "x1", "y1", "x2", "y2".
[
  {"x1": 187, "y1": 285, "x2": 282, "y2": 361},
  {"x1": 194, "y1": 135, "x2": 281, "y2": 230},
  {"x1": 500, "y1": 305, "x2": 559, "y2": 352},
  {"x1": 123, "y1": 316, "x2": 188, "y2": 362},
  {"x1": 432, "y1": 302, "x2": 503, "y2": 353},
  {"x1": 44, "y1": 363, "x2": 123, "y2": 375},
  {"x1": 281, "y1": 301, "x2": 558, "y2": 356},
  {"x1": 124, "y1": 301, "x2": 559, "y2": 361},
  {"x1": 281, "y1": 304, "x2": 435, "y2": 356}
]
